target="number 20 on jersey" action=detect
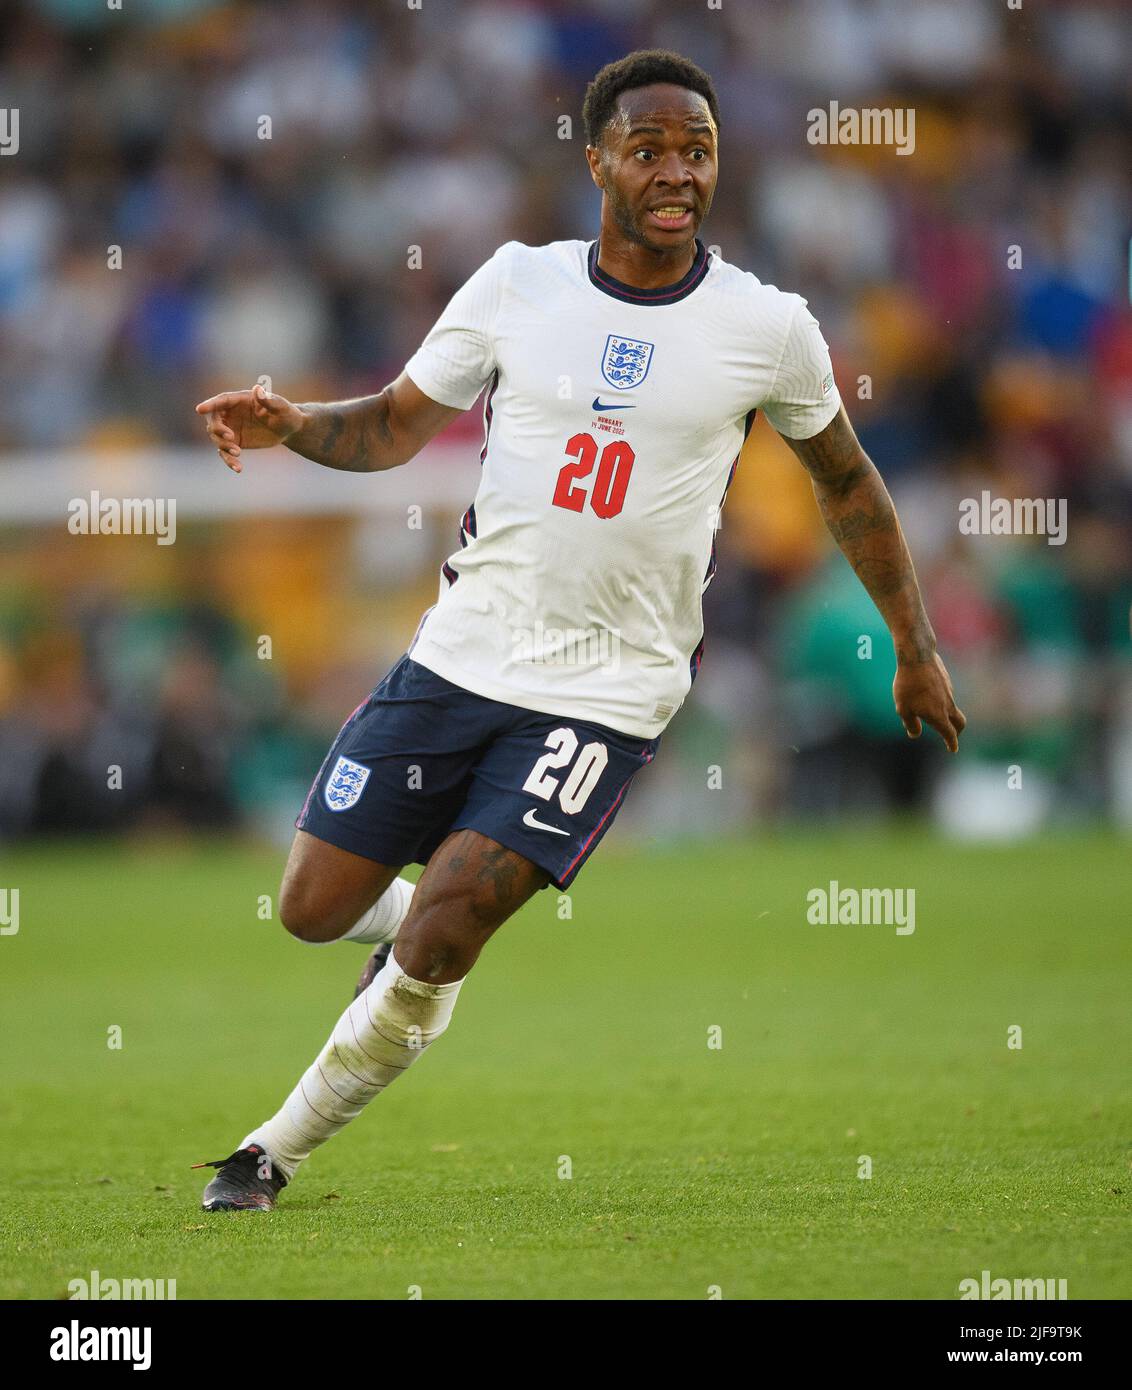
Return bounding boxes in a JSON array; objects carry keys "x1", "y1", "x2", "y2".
[{"x1": 552, "y1": 432, "x2": 635, "y2": 519}]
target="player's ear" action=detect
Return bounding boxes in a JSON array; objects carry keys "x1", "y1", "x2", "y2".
[{"x1": 584, "y1": 144, "x2": 605, "y2": 191}]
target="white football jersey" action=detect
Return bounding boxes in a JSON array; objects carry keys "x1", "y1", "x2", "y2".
[{"x1": 403, "y1": 237, "x2": 841, "y2": 738}]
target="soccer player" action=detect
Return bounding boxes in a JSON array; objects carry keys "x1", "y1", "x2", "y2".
[{"x1": 192, "y1": 49, "x2": 965, "y2": 1211}]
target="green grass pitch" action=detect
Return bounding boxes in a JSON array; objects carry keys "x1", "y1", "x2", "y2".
[{"x1": 1, "y1": 828, "x2": 1128, "y2": 1300}]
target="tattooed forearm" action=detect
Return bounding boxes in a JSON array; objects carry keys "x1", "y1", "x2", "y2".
[
  {"x1": 782, "y1": 406, "x2": 937, "y2": 665},
  {"x1": 286, "y1": 389, "x2": 398, "y2": 472},
  {"x1": 785, "y1": 409, "x2": 869, "y2": 496},
  {"x1": 821, "y1": 499, "x2": 898, "y2": 545}
]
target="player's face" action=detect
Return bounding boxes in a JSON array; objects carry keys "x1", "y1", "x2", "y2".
[{"x1": 587, "y1": 83, "x2": 717, "y2": 254}]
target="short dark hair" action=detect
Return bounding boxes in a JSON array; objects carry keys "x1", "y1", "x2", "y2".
[{"x1": 582, "y1": 48, "x2": 721, "y2": 148}]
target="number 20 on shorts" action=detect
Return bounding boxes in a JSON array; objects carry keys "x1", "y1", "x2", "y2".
[{"x1": 523, "y1": 728, "x2": 608, "y2": 813}]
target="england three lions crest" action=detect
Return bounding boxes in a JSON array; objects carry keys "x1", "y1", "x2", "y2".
[
  {"x1": 601, "y1": 334, "x2": 654, "y2": 390},
  {"x1": 324, "y1": 755, "x2": 371, "y2": 812}
]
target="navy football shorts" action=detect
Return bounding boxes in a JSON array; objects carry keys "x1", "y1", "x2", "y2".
[{"x1": 296, "y1": 654, "x2": 659, "y2": 889}]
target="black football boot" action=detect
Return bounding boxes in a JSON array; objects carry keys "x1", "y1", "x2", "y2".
[{"x1": 193, "y1": 1143, "x2": 287, "y2": 1212}]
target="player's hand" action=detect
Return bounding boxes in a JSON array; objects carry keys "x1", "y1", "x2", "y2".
[
  {"x1": 194, "y1": 384, "x2": 307, "y2": 473},
  {"x1": 893, "y1": 652, "x2": 967, "y2": 753}
]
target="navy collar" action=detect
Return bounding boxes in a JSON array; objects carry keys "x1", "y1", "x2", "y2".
[{"x1": 587, "y1": 237, "x2": 711, "y2": 305}]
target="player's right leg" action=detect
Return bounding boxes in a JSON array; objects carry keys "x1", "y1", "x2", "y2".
[
  {"x1": 197, "y1": 829, "x2": 546, "y2": 1211},
  {"x1": 195, "y1": 654, "x2": 492, "y2": 1210},
  {"x1": 190, "y1": 836, "x2": 413, "y2": 1212}
]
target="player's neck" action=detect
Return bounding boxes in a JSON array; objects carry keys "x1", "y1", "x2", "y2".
[{"x1": 594, "y1": 227, "x2": 698, "y2": 290}]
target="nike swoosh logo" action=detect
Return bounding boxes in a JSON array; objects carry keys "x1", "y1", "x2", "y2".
[
  {"x1": 592, "y1": 397, "x2": 636, "y2": 411},
  {"x1": 523, "y1": 808, "x2": 570, "y2": 836}
]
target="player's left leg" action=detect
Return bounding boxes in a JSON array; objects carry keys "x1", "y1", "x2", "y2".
[
  {"x1": 277, "y1": 828, "x2": 412, "y2": 947},
  {"x1": 197, "y1": 829, "x2": 546, "y2": 1209}
]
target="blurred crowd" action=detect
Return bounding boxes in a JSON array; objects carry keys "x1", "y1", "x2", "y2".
[{"x1": 1, "y1": 0, "x2": 1130, "y2": 841}]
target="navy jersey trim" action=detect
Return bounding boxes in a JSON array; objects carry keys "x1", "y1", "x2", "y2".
[
  {"x1": 692, "y1": 407, "x2": 759, "y2": 683},
  {"x1": 452, "y1": 371, "x2": 497, "y2": 560},
  {"x1": 479, "y1": 368, "x2": 499, "y2": 464},
  {"x1": 587, "y1": 237, "x2": 711, "y2": 306},
  {"x1": 702, "y1": 407, "x2": 757, "y2": 590}
]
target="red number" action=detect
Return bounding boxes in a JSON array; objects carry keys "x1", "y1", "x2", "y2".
[
  {"x1": 552, "y1": 433, "x2": 635, "y2": 519},
  {"x1": 591, "y1": 440, "x2": 635, "y2": 519},
  {"x1": 551, "y1": 432, "x2": 596, "y2": 513}
]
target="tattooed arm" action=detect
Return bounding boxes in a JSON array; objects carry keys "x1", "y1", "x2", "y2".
[
  {"x1": 780, "y1": 405, "x2": 967, "y2": 751},
  {"x1": 196, "y1": 372, "x2": 460, "y2": 474}
]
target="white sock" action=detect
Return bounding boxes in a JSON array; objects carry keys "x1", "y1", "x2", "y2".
[
  {"x1": 240, "y1": 952, "x2": 463, "y2": 1180},
  {"x1": 316, "y1": 876, "x2": 415, "y2": 946}
]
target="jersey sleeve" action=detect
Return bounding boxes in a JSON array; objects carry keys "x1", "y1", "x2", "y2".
[
  {"x1": 403, "y1": 243, "x2": 512, "y2": 411},
  {"x1": 759, "y1": 297, "x2": 842, "y2": 440}
]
